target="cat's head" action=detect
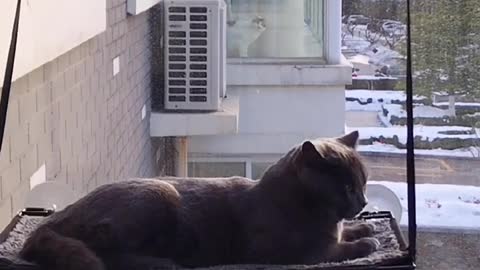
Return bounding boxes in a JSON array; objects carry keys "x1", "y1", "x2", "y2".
[{"x1": 294, "y1": 131, "x2": 368, "y2": 220}]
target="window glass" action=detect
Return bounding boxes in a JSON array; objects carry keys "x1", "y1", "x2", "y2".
[
  {"x1": 251, "y1": 162, "x2": 273, "y2": 180},
  {"x1": 343, "y1": 0, "x2": 480, "y2": 268},
  {"x1": 226, "y1": 0, "x2": 324, "y2": 58},
  {"x1": 188, "y1": 162, "x2": 246, "y2": 177}
]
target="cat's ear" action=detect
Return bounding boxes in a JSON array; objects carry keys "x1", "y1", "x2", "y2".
[
  {"x1": 301, "y1": 141, "x2": 321, "y2": 161},
  {"x1": 337, "y1": 131, "x2": 359, "y2": 149}
]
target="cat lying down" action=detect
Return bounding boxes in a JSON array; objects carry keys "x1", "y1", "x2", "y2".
[
  {"x1": 14, "y1": 131, "x2": 395, "y2": 270},
  {"x1": 0, "y1": 215, "x2": 406, "y2": 269}
]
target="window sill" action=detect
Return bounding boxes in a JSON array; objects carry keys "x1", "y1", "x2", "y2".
[
  {"x1": 227, "y1": 55, "x2": 352, "y2": 86},
  {"x1": 150, "y1": 96, "x2": 239, "y2": 137},
  {"x1": 227, "y1": 58, "x2": 327, "y2": 65}
]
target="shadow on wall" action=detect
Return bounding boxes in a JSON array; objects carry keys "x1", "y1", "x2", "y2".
[
  {"x1": 149, "y1": 5, "x2": 165, "y2": 111},
  {"x1": 148, "y1": 5, "x2": 176, "y2": 177},
  {"x1": 152, "y1": 137, "x2": 177, "y2": 177}
]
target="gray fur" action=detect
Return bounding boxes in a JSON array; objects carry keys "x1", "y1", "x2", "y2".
[
  {"x1": 16, "y1": 132, "x2": 389, "y2": 269},
  {"x1": 0, "y1": 217, "x2": 406, "y2": 269}
]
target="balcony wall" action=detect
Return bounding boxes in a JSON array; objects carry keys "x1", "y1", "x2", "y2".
[{"x1": 0, "y1": 0, "x2": 161, "y2": 229}]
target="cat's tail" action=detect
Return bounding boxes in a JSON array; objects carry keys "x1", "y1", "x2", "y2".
[{"x1": 19, "y1": 226, "x2": 105, "y2": 270}]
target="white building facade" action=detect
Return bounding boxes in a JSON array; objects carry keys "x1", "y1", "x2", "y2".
[{"x1": 187, "y1": 0, "x2": 351, "y2": 178}]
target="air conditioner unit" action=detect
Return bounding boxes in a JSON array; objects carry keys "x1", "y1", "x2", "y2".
[{"x1": 164, "y1": 0, "x2": 227, "y2": 111}]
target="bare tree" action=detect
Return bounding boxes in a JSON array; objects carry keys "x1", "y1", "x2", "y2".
[
  {"x1": 382, "y1": 30, "x2": 405, "y2": 50},
  {"x1": 346, "y1": 22, "x2": 358, "y2": 37},
  {"x1": 467, "y1": 146, "x2": 480, "y2": 158},
  {"x1": 365, "y1": 28, "x2": 382, "y2": 45},
  {"x1": 341, "y1": 31, "x2": 348, "y2": 46}
]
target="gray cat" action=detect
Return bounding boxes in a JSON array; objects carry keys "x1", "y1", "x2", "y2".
[{"x1": 20, "y1": 131, "x2": 379, "y2": 270}]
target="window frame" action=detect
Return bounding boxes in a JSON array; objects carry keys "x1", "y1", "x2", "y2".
[
  {"x1": 188, "y1": 154, "x2": 281, "y2": 179},
  {"x1": 226, "y1": 0, "x2": 327, "y2": 64}
]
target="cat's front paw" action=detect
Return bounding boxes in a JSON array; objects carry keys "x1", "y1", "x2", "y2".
[
  {"x1": 342, "y1": 223, "x2": 375, "y2": 241},
  {"x1": 355, "y1": 237, "x2": 380, "y2": 257},
  {"x1": 356, "y1": 223, "x2": 376, "y2": 237}
]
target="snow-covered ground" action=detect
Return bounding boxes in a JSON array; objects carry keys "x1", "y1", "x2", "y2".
[
  {"x1": 343, "y1": 24, "x2": 480, "y2": 233},
  {"x1": 466, "y1": 112, "x2": 480, "y2": 117},
  {"x1": 434, "y1": 102, "x2": 480, "y2": 107},
  {"x1": 370, "y1": 181, "x2": 480, "y2": 230},
  {"x1": 346, "y1": 89, "x2": 480, "y2": 231},
  {"x1": 346, "y1": 90, "x2": 448, "y2": 125},
  {"x1": 346, "y1": 90, "x2": 426, "y2": 103},
  {"x1": 346, "y1": 91, "x2": 445, "y2": 123},
  {"x1": 349, "y1": 126, "x2": 476, "y2": 145},
  {"x1": 346, "y1": 101, "x2": 383, "y2": 112},
  {"x1": 380, "y1": 104, "x2": 450, "y2": 125},
  {"x1": 342, "y1": 27, "x2": 402, "y2": 67},
  {"x1": 412, "y1": 105, "x2": 449, "y2": 118},
  {"x1": 345, "y1": 90, "x2": 480, "y2": 157},
  {"x1": 358, "y1": 143, "x2": 480, "y2": 158}
]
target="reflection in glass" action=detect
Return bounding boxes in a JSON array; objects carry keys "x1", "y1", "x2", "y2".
[
  {"x1": 188, "y1": 162, "x2": 246, "y2": 177},
  {"x1": 226, "y1": 0, "x2": 324, "y2": 58},
  {"x1": 251, "y1": 162, "x2": 274, "y2": 180}
]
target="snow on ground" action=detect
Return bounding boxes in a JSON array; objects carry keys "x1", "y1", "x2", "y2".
[
  {"x1": 345, "y1": 90, "x2": 478, "y2": 149},
  {"x1": 434, "y1": 102, "x2": 480, "y2": 107},
  {"x1": 413, "y1": 105, "x2": 449, "y2": 118},
  {"x1": 346, "y1": 90, "x2": 423, "y2": 103},
  {"x1": 346, "y1": 91, "x2": 432, "y2": 120},
  {"x1": 382, "y1": 104, "x2": 403, "y2": 115},
  {"x1": 343, "y1": 30, "x2": 480, "y2": 231},
  {"x1": 358, "y1": 143, "x2": 480, "y2": 158},
  {"x1": 343, "y1": 29, "x2": 402, "y2": 67},
  {"x1": 346, "y1": 91, "x2": 429, "y2": 126},
  {"x1": 363, "y1": 45, "x2": 403, "y2": 67},
  {"x1": 347, "y1": 103, "x2": 455, "y2": 127},
  {"x1": 346, "y1": 101, "x2": 383, "y2": 112},
  {"x1": 349, "y1": 126, "x2": 475, "y2": 144},
  {"x1": 383, "y1": 104, "x2": 450, "y2": 118},
  {"x1": 354, "y1": 75, "x2": 397, "y2": 80},
  {"x1": 349, "y1": 54, "x2": 370, "y2": 65},
  {"x1": 465, "y1": 112, "x2": 480, "y2": 117},
  {"x1": 370, "y1": 181, "x2": 480, "y2": 230},
  {"x1": 351, "y1": 105, "x2": 449, "y2": 125},
  {"x1": 343, "y1": 33, "x2": 371, "y2": 53}
]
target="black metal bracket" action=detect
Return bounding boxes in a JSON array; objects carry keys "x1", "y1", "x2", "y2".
[
  {"x1": 0, "y1": 0, "x2": 22, "y2": 152},
  {"x1": 405, "y1": 0, "x2": 417, "y2": 263}
]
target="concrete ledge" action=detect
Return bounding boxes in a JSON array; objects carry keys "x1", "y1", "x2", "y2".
[
  {"x1": 400, "y1": 228, "x2": 480, "y2": 270},
  {"x1": 227, "y1": 57, "x2": 352, "y2": 86},
  {"x1": 150, "y1": 97, "x2": 239, "y2": 137}
]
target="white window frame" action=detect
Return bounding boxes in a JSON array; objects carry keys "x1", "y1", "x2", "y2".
[
  {"x1": 188, "y1": 154, "x2": 281, "y2": 179},
  {"x1": 226, "y1": 0, "x2": 341, "y2": 65},
  {"x1": 225, "y1": 0, "x2": 349, "y2": 87}
]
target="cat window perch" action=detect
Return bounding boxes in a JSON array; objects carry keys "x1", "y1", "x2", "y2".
[{"x1": 0, "y1": 0, "x2": 417, "y2": 269}]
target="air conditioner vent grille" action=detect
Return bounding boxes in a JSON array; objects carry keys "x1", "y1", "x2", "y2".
[
  {"x1": 165, "y1": 0, "x2": 226, "y2": 111},
  {"x1": 169, "y1": 7, "x2": 186, "y2": 13},
  {"x1": 190, "y1": 7, "x2": 207, "y2": 13}
]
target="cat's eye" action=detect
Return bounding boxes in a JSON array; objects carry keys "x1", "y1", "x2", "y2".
[{"x1": 346, "y1": 185, "x2": 354, "y2": 192}]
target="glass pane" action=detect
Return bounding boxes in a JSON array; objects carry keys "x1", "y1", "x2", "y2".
[
  {"x1": 344, "y1": 0, "x2": 480, "y2": 268},
  {"x1": 343, "y1": 0, "x2": 409, "y2": 219},
  {"x1": 188, "y1": 162, "x2": 246, "y2": 177},
  {"x1": 226, "y1": 0, "x2": 324, "y2": 58},
  {"x1": 251, "y1": 162, "x2": 273, "y2": 180}
]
